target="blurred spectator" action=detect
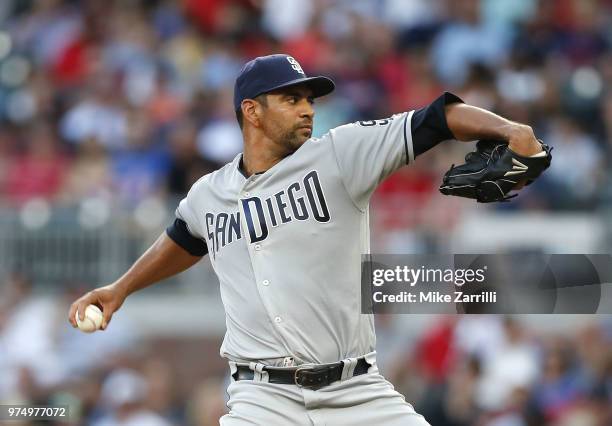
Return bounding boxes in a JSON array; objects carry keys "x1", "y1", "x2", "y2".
[
  {"x1": 92, "y1": 369, "x2": 172, "y2": 426},
  {"x1": 195, "y1": 88, "x2": 243, "y2": 165},
  {"x1": 145, "y1": 72, "x2": 187, "y2": 126},
  {"x1": 167, "y1": 119, "x2": 217, "y2": 196},
  {"x1": 59, "y1": 139, "x2": 112, "y2": 203},
  {"x1": 475, "y1": 318, "x2": 539, "y2": 412},
  {"x1": 261, "y1": 0, "x2": 314, "y2": 40},
  {"x1": 110, "y1": 110, "x2": 170, "y2": 204},
  {"x1": 536, "y1": 116, "x2": 604, "y2": 209},
  {"x1": 60, "y1": 79, "x2": 128, "y2": 150},
  {"x1": 2, "y1": 122, "x2": 68, "y2": 205},
  {"x1": 431, "y1": 0, "x2": 511, "y2": 87},
  {"x1": 443, "y1": 356, "x2": 481, "y2": 426},
  {"x1": 454, "y1": 315, "x2": 506, "y2": 363},
  {"x1": 142, "y1": 357, "x2": 181, "y2": 422},
  {"x1": 481, "y1": 0, "x2": 537, "y2": 28},
  {"x1": 529, "y1": 339, "x2": 587, "y2": 424},
  {"x1": 199, "y1": 43, "x2": 243, "y2": 92},
  {"x1": 496, "y1": 53, "x2": 546, "y2": 105},
  {"x1": 0, "y1": 271, "x2": 66, "y2": 399},
  {"x1": 10, "y1": 0, "x2": 82, "y2": 70},
  {"x1": 186, "y1": 379, "x2": 228, "y2": 426},
  {"x1": 381, "y1": 0, "x2": 444, "y2": 30},
  {"x1": 414, "y1": 317, "x2": 458, "y2": 384},
  {"x1": 195, "y1": 118, "x2": 242, "y2": 165}
]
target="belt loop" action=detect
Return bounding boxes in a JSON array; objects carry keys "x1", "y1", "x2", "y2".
[
  {"x1": 364, "y1": 351, "x2": 377, "y2": 374},
  {"x1": 340, "y1": 357, "x2": 358, "y2": 380},
  {"x1": 251, "y1": 362, "x2": 269, "y2": 382},
  {"x1": 229, "y1": 361, "x2": 238, "y2": 381}
]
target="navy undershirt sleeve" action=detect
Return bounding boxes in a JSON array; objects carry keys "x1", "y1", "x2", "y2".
[
  {"x1": 166, "y1": 218, "x2": 208, "y2": 256},
  {"x1": 411, "y1": 92, "x2": 464, "y2": 157}
]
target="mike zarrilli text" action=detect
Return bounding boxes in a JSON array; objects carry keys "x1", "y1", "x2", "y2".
[{"x1": 372, "y1": 290, "x2": 497, "y2": 304}]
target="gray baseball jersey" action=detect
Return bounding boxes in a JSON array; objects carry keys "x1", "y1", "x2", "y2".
[{"x1": 167, "y1": 92, "x2": 463, "y2": 366}]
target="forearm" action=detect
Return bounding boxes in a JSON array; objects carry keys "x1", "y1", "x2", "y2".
[
  {"x1": 114, "y1": 232, "x2": 202, "y2": 297},
  {"x1": 445, "y1": 103, "x2": 543, "y2": 156}
]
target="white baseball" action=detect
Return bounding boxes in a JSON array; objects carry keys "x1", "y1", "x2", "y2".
[{"x1": 75, "y1": 305, "x2": 104, "y2": 333}]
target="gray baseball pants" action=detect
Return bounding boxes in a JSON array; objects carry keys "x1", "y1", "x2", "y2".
[{"x1": 220, "y1": 353, "x2": 430, "y2": 426}]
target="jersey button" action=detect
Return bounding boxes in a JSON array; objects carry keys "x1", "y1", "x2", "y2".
[
  {"x1": 254, "y1": 244, "x2": 261, "y2": 251},
  {"x1": 243, "y1": 191, "x2": 250, "y2": 197},
  {"x1": 262, "y1": 280, "x2": 270, "y2": 286},
  {"x1": 274, "y1": 316, "x2": 282, "y2": 323}
]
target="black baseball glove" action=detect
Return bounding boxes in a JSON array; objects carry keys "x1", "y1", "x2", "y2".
[{"x1": 439, "y1": 139, "x2": 553, "y2": 203}]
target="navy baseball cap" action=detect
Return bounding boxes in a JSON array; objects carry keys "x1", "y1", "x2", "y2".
[{"x1": 233, "y1": 54, "x2": 335, "y2": 111}]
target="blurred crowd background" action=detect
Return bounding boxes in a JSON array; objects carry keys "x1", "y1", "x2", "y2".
[{"x1": 0, "y1": 0, "x2": 611, "y2": 425}]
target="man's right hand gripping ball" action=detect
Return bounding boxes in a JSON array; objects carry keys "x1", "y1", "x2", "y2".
[{"x1": 439, "y1": 139, "x2": 553, "y2": 203}]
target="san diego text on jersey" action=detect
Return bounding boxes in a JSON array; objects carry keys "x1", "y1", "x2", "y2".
[{"x1": 204, "y1": 170, "x2": 331, "y2": 256}]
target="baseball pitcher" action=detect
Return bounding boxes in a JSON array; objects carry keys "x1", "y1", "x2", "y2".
[{"x1": 69, "y1": 54, "x2": 551, "y2": 425}]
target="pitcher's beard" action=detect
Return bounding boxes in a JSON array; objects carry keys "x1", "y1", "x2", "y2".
[{"x1": 279, "y1": 127, "x2": 307, "y2": 153}]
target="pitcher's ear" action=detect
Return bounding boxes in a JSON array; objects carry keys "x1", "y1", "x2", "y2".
[{"x1": 242, "y1": 99, "x2": 263, "y2": 128}]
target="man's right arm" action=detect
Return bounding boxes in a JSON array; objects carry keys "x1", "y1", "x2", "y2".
[{"x1": 68, "y1": 229, "x2": 204, "y2": 330}]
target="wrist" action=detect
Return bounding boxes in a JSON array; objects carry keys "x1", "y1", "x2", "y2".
[
  {"x1": 110, "y1": 281, "x2": 130, "y2": 299},
  {"x1": 506, "y1": 124, "x2": 542, "y2": 157}
]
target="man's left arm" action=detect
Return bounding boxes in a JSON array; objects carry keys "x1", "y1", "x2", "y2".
[
  {"x1": 415, "y1": 92, "x2": 552, "y2": 202},
  {"x1": 411, "y1": 92, "x2": 542, "y2": 157},
  {"x1": 445, "y1": 102, "x2": 542, "y2": 156}
]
